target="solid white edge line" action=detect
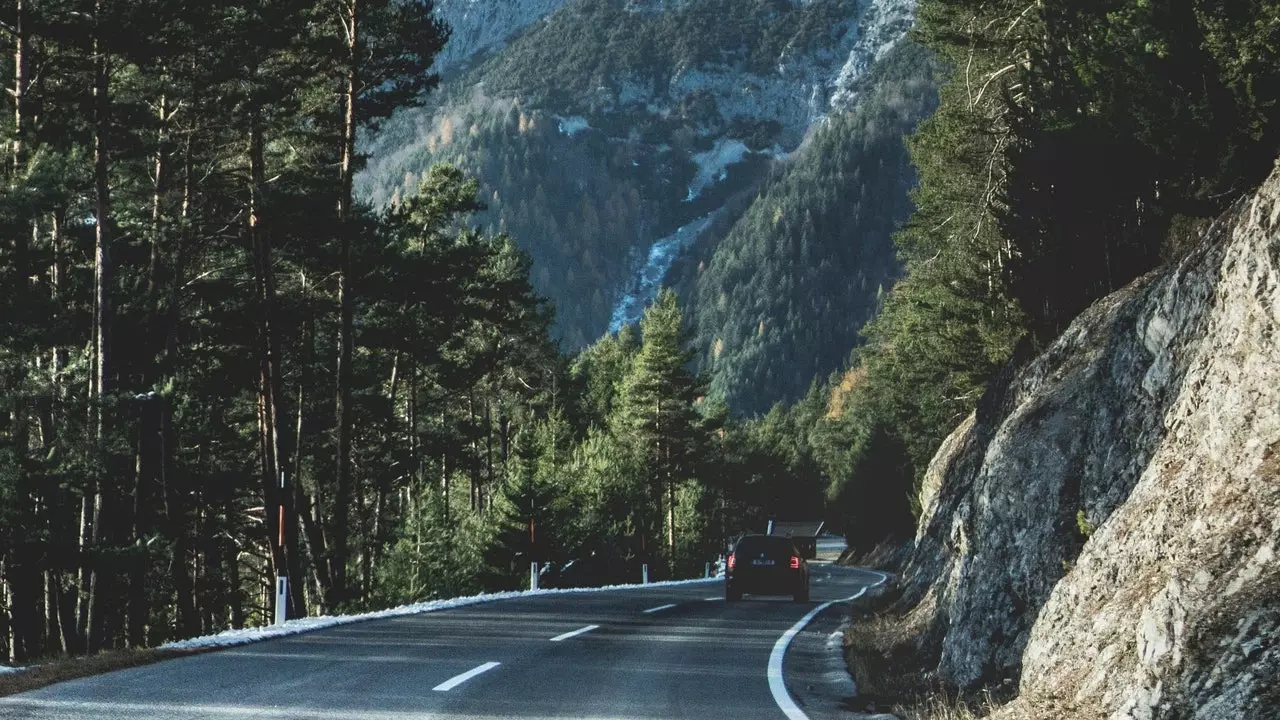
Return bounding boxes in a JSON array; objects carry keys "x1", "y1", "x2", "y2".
[
  {"x1": 642, "y1": 603, "x2": 678, "y2": 614},
  {"x1": 549, "y1": 624, "x2": 600, "y2": 642},
  {"x1": 767, "y1": 569, "x2": 889, "y2": 720},
  {"x1": 432, "y1": 661, "x2": 501, "y2": 692},
  {"x1": 159, "y1": 577, "x2": 720, "y2": 654}
]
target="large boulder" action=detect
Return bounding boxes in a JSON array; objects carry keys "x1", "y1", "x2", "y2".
[{"x1": 903, "y1": 160, "x2": 1280, "y2": 718}]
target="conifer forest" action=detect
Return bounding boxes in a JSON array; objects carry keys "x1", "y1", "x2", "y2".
[{"x1": 2, "y1": 0, "x2": 1279, "y2": 670}]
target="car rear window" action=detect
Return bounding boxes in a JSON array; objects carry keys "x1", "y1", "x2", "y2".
[{"x1": 734, "y1": 535, "x2": 796, "y2": 558}]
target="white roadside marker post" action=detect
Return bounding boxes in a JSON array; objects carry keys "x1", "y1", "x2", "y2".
[
  {"x1": 642, "y1": 564, "x2": 649, "y2": 584},
  {"x1": 705, "y1": 562, "x2": 710, "y2": 578},
  {"x1": 530, "y1": 561, "x2": 539, "y2": 590},
  {"x1": 275, "y1": 469, "x2": 288, "y2": 626},
  {"x1": 275, "y1": 575, "x2": 288, "y2": 626}
]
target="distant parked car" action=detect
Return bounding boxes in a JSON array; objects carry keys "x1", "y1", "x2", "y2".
[{"x1": 725, "y1": 534, "x2": 809, "y2": 602}]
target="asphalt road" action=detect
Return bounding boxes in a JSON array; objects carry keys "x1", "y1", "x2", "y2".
[{"x1": 0, "y1": 562, "x2": 883, "y2": 720}]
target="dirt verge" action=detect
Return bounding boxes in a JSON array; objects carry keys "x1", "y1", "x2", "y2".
[{"x1": 0, "y1": 647, "x2": 213, "y2": 698}]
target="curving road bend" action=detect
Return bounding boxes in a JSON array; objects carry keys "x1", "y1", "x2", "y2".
[{"x1": 0, "y1": 563, "x2": 883, "y2": 720}]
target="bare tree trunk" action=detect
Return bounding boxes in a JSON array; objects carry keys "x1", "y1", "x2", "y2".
[
  {"x1": 1, "y1": 568, "x2": 10, "y2": 662},
  {"x1": 331, "y1": 0, "x2": 361, "y2": 610},
  {"x1": 468, "y1": 393, "x2": 478, "y2": 512},
  {"x1": 248, "y1": 117, "x2": 306, "y2": 620},
  {"x1": 164, "y1": 137, "x2": 198, "y2": 638},
  {"x1": 75, "y1": 492, "x2": 94, "y2": 650},
  {"x1": 127, "y1": 411, "x2": 151, "y2": 648},
  {"x1": 484, "y1": 390, "x2": 493, "y2": 511},
  {"x1": 441, "y1": 409, "x2": 450, "y2": 528},
  {"x1": 667, "y1": 466, "x2": 676, "y2": 568},
  {"x1": 10, "y1": 0, "x2": 26, "y2": 174},
  {"x1": 46, "y1": 213, "x2": 81, "y2": 655},
  {"x1": 357, "y1": 474, "x2": 370, "y2": 605},
  {"x1": 45, "y1": 570, "x2": 62, "y2": 654},
  {"x1": 291, "y1": 283, "x2": 332, "y2": 611},
  {"x1": 87, "y1": 2, "x2": 114, "y2": 651},
  {"x1": 50, "y1": 212, "x2": 64, "y2": 406},
  {"x1": 409, "y1": 361, "x2": 418, "y2": 486}
]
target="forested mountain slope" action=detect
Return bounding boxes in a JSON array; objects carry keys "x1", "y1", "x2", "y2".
[
  {"x1": 359, "y1": 0, "x2": 919, "y2": 403},
  {"x1": 677, "y1": 40, "x2": 939, "y2": 413}
]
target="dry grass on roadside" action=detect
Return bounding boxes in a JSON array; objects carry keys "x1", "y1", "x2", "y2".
[
  {"x1": 845, "y1": 608, "x2": 935, "y2": 700},
  {"x1": 0, "y1": 646, "x2": 208, "y2": 698},
  {"x1": 844, "y1": 585, "x2": 944, "y2": 702},
  {"x1": 895, "y1": 692, "x2": 1003, "y2": 720},
  {"x1": 844, "y1": 586, "x2": 1014, "y2": 719}
]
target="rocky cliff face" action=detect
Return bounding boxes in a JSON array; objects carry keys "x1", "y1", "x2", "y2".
[
  {"x1": 902, "y1": 161, "x2": 1280, "y2": 718},
  {"x1": 430, "y1": 0, "x2": 570, "y2": 75}
]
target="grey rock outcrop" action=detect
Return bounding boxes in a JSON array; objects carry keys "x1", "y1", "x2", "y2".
[
  {"x1": 903, "y1": 160, "x2": 1280, "y2": 718},
  {"x1": 829, "y1": 0, "x2": 916, "y2": 111},
  {"x1": 431, "y1": 0, "x2": 571, "y2": 75}
]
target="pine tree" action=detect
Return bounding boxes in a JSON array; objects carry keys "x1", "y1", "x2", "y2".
[{"x1": 611, "y1": 289, "x2": 702, "y2": 573}]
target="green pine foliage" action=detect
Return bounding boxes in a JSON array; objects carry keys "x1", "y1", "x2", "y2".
[
  {"x1": 0, "y1": 0, "x2": 805, "y2": 660},
  {"x1": 794, "y1": 0, "x2": 1280, "y2": 546},
  {"x1": 685, "y1": 39, "x2": 943, "y2": 414}
]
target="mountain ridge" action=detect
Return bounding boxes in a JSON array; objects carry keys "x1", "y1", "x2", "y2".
[{"x1": 360, "y1": 0, "x2": 921, "y2": 413}]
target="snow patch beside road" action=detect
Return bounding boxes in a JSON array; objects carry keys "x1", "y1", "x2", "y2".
[{"x1": 161, "y1": 577, "x2": 718, "y2": 652}]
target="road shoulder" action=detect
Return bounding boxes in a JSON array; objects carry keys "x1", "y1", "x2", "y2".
[{"x1": 783, "y1": 572, "x2": 898, "y2": 720}]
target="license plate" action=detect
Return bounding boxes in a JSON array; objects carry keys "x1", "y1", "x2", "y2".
[{"x1": 751, "y1": 559, "x2": 775, "y2": 566}]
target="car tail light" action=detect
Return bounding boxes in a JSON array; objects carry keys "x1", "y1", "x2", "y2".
[
  {"x1": 789, "y1": 556, "x2": 801, "y2": 569},
  {"x1": 727, "y1": 553, "x2": 735, "y2": 569}
]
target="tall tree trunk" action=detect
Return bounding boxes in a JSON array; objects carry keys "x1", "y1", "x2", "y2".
[
  {"x1": 146, "y1": 93, "x2": 171, "y2": 312},
  {"x1": 441, "y1": 409, "x2": 450, "y2": 528},
  {"x1": 10, "y1": 0, "x2": 26, "y2": 174},
  {"x1": 86, "y1": 2, "x2": 114, "y2": 651},
  {"x1": 1, "y1": 568, "x2": 10, "y2": 662},
  {"x1": 331, "y1": 0, "x2": 361, "y2": 610},
  {"x1": 248, "y1": 117, "x2": 306, "y2": 620},
  {"x1": 8, "y1": 402, "x2": 45, "y2": 663},
  {"x1": 292, "y1": 279, "x2": 333, "y2": 610},
  {"x1": 41, "y1": 209, "x2": 80, "y2": 652},
  {"x1": 75, "y1": 493, "x2": 93, "y2": 650},
  {"x1": 667, "y1": 467, "x2": 676, "y2": 569},
  {"x1": 484, "y1": 390, "x2": 493, "y2": 512},
  {"x1": 164, "y1": 137, "x2": 198, "y2": 638},
  {"x1": 127, "y1": 410, "x2": 152, "y2": 648},
  {"x1": 468, "y1": 394, "x2": 478, "y2": 511}
]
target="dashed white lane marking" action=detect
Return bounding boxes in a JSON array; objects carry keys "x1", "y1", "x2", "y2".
[
  {"x1": 549, "y1": 624, "x2": 600, "y2": 642},
  {"x1": 704, "y1": 596, "x2": 721, "y2": 601},
  {"x1": 767, "y1": 569, "x2": 890, "y2": 720},
  {"x1": 432, "y1": 661, "x2": 501, "y2": 691},
  {"x1": 643, "y1": 603, "x2": 678, "y2": 614}
]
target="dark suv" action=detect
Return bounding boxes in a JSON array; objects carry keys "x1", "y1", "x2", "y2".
[{"x1": 725, "y1": 534, "x2": 809, "y2": 602}]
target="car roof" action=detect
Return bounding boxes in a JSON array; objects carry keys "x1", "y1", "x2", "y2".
[{"x1": 734, "y1": 534, "x2": 797, "y2": 549}]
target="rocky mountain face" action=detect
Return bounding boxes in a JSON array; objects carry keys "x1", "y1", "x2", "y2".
[
  {"x1": 361, "y1": 0, "x2": 922, "y2": 408},
  {"x1": 430, "y1": 0, "x2": 571, "y2": 75},
  {"x1": 900, "y1": 159, "x2": 1280, "y2": 718}
]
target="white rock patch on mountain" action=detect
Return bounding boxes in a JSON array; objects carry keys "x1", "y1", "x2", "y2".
[
  {"x1": 830, "y1": 0, "x2": 916, "y2": 110},
  {"x1": 431, "y1": 0, "x2": 572, "y2": 74}
]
